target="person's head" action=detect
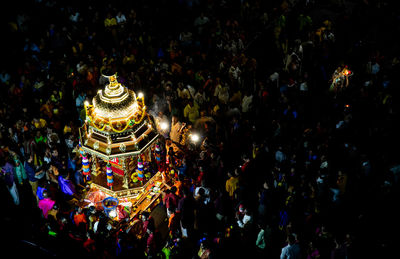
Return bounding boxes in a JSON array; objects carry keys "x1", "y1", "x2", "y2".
[
  {"x1": 141, "y1": 211, "x2": 150, "y2": 221},
  {"x1": 172, "y1": 115, "x2": 179, "y2": 124},
  {"x1": 234, "y1": 167, "x2": 240, "y2": 176},
  {"x1": 287, "y1": 233, "x2": 296, "y2": 245},
  {"x1": 147, "y1": 223, "x2": 154, "y2": 234},
  {"x1": 51, "y1": 149, "x2": 58, "y2": 157},
  {"x1": 170, "y1": 186, "x2": 177, "y2": 194},
  {"x1": 198, "y1": 187, "x2": 205, "y2": 197},
  {"x1": 263, "y1": 180, "x2": 269, "y2": 189}
]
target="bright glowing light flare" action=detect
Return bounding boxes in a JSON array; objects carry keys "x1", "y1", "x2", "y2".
[
  {"x1": 138, "y1": 92, "x2": 144, "y2": 99},
  {"x1": 160, "y1": 121, "x2": 168, "y2": 131},
  {"x1": 108, "y1": 210, "x2": 117, "y2": 218},
  {"x1": 190, "y1": 133, "x2": 200, "y2": 143}
]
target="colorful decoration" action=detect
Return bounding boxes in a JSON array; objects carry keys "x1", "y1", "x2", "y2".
[
  {"x1": 119, "y1": 143, "x2": 126, "y2": 152},
  {"x1": 330, "y1": 66, "x2": 353, "y2": 92},
  {"x1": 102, "y1": 196, "x2": 119, "y2": 218},
  {"x1": 154, "y1": 142, "x2": 163, "y2": 172},
  {"x1": 82, "y1": 152, "x2": 91, "y2": 181},
  {"x1": 93, "y1": 141, "x2": 99, "y2": 150},
  {"x1": 106, "y1": 147, "x2": 112, "y2": 155},
  {"x1": 79, "y1": 72, "x2": 161, "y2": 200},
  {"x1": 78, "y1": 142, "x2": 85, "y2": 157},
  {"x1": 155, "y1": 142, "x2": 162, "y2": 162},
  {"x1": 106, "y1": 162, "x2": 114, "y2": 189},
  {"x1": 83, "y1": 74, "x2": 148, "y2": 133},
  {"x1": 137, "y1": 157, "x2": 144, "y2": 182}
]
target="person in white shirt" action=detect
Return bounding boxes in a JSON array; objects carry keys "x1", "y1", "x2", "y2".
[
  {"x1": 194, "y1": 185, "x2": 210, "y2": 205},
  {"x1": 194, "y1": 88, "x2": 207, "y2": 107},
  {"x1": 194, "y1": 12, "x2": 209, "y2": 35},
  {"x1": 214, "y1": 81, "x2": 229, "y2": 105},
  {"x1": 241, "y1": 90, "x2": 253, "y2": 113},
  {"x1": 169, "y1": 115, "x2": 183, "y2": 143},
  {"x1": 280, "y1": 234, "x2": 301, "y2": 259},
  {"x1": 69, "y1": 11, "x2": 79, "y2": 23},
  {"x1": 237, "y1": 208, "x2": 252, "y2": 228},
  {"x1": 116, "y1": 11, "x2": 127, "y2": 25}
]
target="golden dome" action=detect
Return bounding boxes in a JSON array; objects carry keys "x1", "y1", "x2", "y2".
[
  {"x1": 85, "y1": 74, "x2": 147, "y2": 132},
  {"x1": 92, "y1": 75, "x2": 138, "y2": 120}
]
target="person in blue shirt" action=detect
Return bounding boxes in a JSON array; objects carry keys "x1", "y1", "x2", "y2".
[{"x1": 24, "y1": 155, "x2": 40, "y2": 200}]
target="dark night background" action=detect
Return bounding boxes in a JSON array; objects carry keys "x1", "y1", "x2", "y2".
[{"x1": 1, "y1": 0, "x2": 400, "y2": 258}]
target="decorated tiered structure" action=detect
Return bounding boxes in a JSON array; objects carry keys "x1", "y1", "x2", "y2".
[{"x1": 79, "y1": 73, "x2": 161, "y2": 199}]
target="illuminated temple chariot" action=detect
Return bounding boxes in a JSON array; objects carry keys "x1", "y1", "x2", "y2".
[{"x1": 79, "y1": 73, "x2": 169, "y2": 219}]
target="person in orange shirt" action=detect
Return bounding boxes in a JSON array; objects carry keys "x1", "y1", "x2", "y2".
[
  {"x1": 173, "y1": 176, "x2": 183, "y2": 198},
  {"x1": 74, "y1": 207, "x2": 87, "y2": 227},
  {"x1": 168, "y1": 207, "x2": 181, "y2": 237},
  {"x1": 40, "y1": 99, "x2": 53, "y2": 119}
]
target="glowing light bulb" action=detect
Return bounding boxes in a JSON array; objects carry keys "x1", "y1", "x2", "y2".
[
  {"x1": 108, "y1": 210, "x2": 117, "y2": 218},
  {"x1": 84, "y1": 101, "x2": 89, "y2": 106},
  {"x1": 190, "y1": 133, "x2": 200, "y2": 143},
  {"x1": 160, "y1": 122, "x2": 168, "y2": 130},
  {"x1": 138, "y1": 92, "x2": 144, "y2": 99}
]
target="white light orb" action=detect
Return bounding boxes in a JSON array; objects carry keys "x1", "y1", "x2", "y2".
[
  {"x1": 160, "y1": 122, "x2": 168, "y2": 130},
  {"x1": 191, "y1": 133, "x2": 200, "y2": 143},
  {"x1": 108, "y1": 209, "x2": 117, "y2": 218}
]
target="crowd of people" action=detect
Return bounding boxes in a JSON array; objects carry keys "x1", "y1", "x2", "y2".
[{"x1": 1, "y1": 0, "x2": 400, "y2": 258}]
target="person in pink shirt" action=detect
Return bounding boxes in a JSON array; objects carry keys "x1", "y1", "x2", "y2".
[{"x1": 38, "y1": 190, "x2": 56, "y2": 219}]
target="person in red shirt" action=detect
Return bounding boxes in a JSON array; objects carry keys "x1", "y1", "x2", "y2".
[
  {"x1": 83, "y1": 232, "x2": 96, "y2": 253},
  {"x1": 73, "y1": 207, "x2": 87, "y2": 227},
  {"x1": 142, "y1": 212, "x2": 154, "y2": 234},
  {"x1": 163, "y1": 187, "x2": 178, "y2": 218},
  {"x1": 146, "y1": 224, "x2": 157, "y2": 257}
]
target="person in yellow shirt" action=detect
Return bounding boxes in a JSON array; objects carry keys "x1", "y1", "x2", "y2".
[
  {"x1": 225, "y1": 169, "x2": 240, "y2": 199},
  {"x1": 183, "y1": 99, "x2": 199, "y2": 124},
  {"x1": 104, "y1": 13, "x2": 117, "y2": 28}
]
